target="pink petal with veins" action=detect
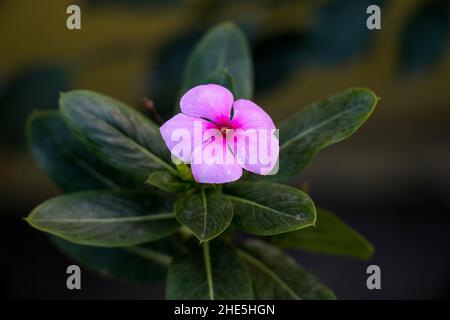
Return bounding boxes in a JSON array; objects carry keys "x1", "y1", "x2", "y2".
[
  {"x1": 160, "y1": 113, "x2": 212, "y2": 163},
  {"x1": 231, "y1": 99, "x2": 275, "y2": 130},
  {"x1": 190, "y1": 139, "x2": 243, "y2": 184},
  {"x1": 180, "y1": 84, "x2": 234, "y2": 124},
  {"x1": 231, "y1": 99, "x2": 279, "y2": 175}
]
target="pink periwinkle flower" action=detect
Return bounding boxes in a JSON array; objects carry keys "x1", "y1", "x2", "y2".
[{"x1": 160, "y1": 84, "x2": 279, "y2": 184}]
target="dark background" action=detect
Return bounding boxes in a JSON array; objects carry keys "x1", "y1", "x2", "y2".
[{"x1": 1, "y1": 0, "x2": 449, "y2": 299}]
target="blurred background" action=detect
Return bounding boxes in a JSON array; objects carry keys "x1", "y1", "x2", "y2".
[{"x1": 1, "y1": 0, "x2": 449, "y2": 299}]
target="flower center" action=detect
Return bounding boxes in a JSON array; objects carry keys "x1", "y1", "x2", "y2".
[{"x1": 217, "y1": 120, "x2": 235, "y2": 137}]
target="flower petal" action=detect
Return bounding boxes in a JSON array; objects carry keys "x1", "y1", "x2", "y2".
[
  {"x1": 231, "y1": 99, "x2": 279, "y2": 175},
  {"x1": 191, "y1": 139, "x2": 243, "y2": 184},
  {"x1": 231, "y1": 99, "x2": 275, "y2": 130},
  {"x1": 180, "y1": 84, "x2": 234, "y2": 123},
  {"x1": 160, "y1": 113, "x2": 212, "y2": 163},
  {"x1": 234, "y1": 129, "x2": 279, "y2": 175}
]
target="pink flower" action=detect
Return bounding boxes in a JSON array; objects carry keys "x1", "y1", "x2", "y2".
[{"x1": 160, "y1": 84, "x2": 279, "y2": 184}]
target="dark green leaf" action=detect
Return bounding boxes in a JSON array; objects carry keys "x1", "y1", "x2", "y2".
[
  {"x1": 179, "y1": 22, "x2": 253, "y2": 109},
  {"x1": 59, "y1": 90, "x2": 176, "y2": 182},
  {"x1": 146, "y1": 171, "x2": 191, "y2": 193},
  {"x1": 51, "y1": 236, "x2": 175, "y2": 283},
  {"x1": 224, "y1": 182, "x2": 316, "y2": 235},
  {"x1": 27, "y1": 110, "x2": 133, "y2": 192},
  {"x1": 204, "y1": 68, "x2": 236, "y2": 96},
  {"x1": 166, "y1": 241, "x2": 253, "y2": 299},
  {"x1": 26, "y1": 190, "x2": 179, "y2": 247},
  {"x1": 275, "y1": 88, "x2": 378, "y2": 181},
  {"x1": 272, "y1": 208, "x2": 374, "y2": 259},
  {"x1": 240, "y1": 239, "x2": 335, "y2": 300},
  {"x1": 174, "y1": 189, "x2": 233, "y2": 242}
]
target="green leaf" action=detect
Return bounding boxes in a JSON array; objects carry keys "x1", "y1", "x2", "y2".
[
  {"x1": 239, "y1": 239, "x2": 335, "y2": 300},
  {"x1": 174, "y1": 189, "x2": 233, "y2": 242},
  {"x1": 272, "y1": 207, "x2": 374, "y2": 259},
  {"x1": 275, "y1": 88, "x2": 378, "y2": 181},
  {"x1": 176, "y1": 163, "x2": 193, "y2": 181},
  {"x1": 27, "y1": 110, "x2": 134, "y2": 192},
  {"x1": 59, "y1": 90, "x2": 176, "y2": 183},
  {"x1": 26, "y1": 190, "x2": 179, "y2": 247},
  {"x1": 179, "y1": 22, "x2": 253, "y2": 109},
  {"x1": 204, "y1": 68, "x2": 236, "y2": 96},
  {"x1": 166, "y1": 241, "x2": 253, "y2": 299},
  {"x1": 146, "y1": 171, "x2": 192, "y2": 193},
  {"x1": 224, "y1": 181, "x2": 316, "y2": 236},
  {"x1": 51, "y1": 236, "x2": 175, "y2": 283}
]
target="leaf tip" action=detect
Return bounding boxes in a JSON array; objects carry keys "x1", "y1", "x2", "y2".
[
  {"x1": 23, "y1": 215, "x2": 34, "y2": 228},
  {"x1": 218, "y1": 21, "x2": 238, "y2": 30},
  {"x1": 210, "y1": 21, "x2": 248, "y2": 43},
  {"x1": 363, "y1": 242, "x2": 375, "y2": 260},
  {"x1": 144, "y1": 174, "x2": 154, "y2": 185}
]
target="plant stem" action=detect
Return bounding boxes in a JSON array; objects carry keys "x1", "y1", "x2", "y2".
[
  {"x1": 124, "y1": 246, "x2": 171, "y2": 266},
  {"x1": 203, "y1": 241, "x2": 214, "y2": 300},
  {"x1": 142, "y1": 97, "x2": 163, "y2": 125}
]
